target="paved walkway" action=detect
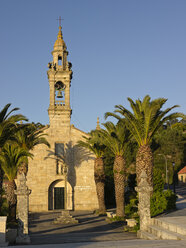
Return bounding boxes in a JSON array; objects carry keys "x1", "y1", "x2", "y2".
[
  {"x1": 11, "y1": 239, "x2": 186, "y2": 248},
  {"x1": 9, "y1": 186, "x2": 186, "y2": 247},
  {"x1": 28, "y1": 211, "x2": 136, "y2": 245}
]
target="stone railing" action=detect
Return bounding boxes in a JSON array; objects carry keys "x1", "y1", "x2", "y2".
[{"x1": 55, "y1": 100, "x2": 65, "y2": 106}]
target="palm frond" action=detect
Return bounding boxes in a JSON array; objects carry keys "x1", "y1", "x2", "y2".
[
  {"x1": 0, "y1": 104, "x2": 12, "y2": 123},
  {"x1": 105, "y1": 95, "x2": 183, "y2": 147},
  {"x1": 114, "y1": 105, "x2": 143, "y2": 145},
  {"x1": 100, "y1": 121, "x2": 129, "y2": 156},
  {"x1": 0, "y1": 144, "x2": 32, "y2": 181},
  {"x1": 0, "y1": 104, "x2": 28, "y2": 149},
  {"x1": 13, "y1": 123, "x2": 50, "y2": 151},
  {"x1": 77, "y1": 131, "x2": 105, "y2": 158}
]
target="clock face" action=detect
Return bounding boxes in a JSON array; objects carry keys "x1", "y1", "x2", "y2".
[{"x1": 55, "y1": 81, "x2": 66, "y2": 90}]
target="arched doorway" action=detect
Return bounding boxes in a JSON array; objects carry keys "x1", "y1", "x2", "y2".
[{"x1": 48, "y1": 180, "x2": 73, "y2": 210}]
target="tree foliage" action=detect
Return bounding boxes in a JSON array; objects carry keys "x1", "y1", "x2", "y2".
[
  {"x1": 105, "y1": 95, "x2": 184, "y2": 147},
  {"x1": 0, "y1": 104, "x2": 27, "y2": 149},
  {"x1": 153, "y1": 120, "x2": 186, "y2": 184},
  {"x1": 150, "y1": 190, "x2": 177, "y2": 217},
  {"x1": 0, "y1": 144, "x2": 32, "y2": 182},
  {"x1": 0, "y1": 103, "x2": 27, "y2": 214},
  {"x1": 0, "y1": 143, "x2": 32, "y2": 220}
]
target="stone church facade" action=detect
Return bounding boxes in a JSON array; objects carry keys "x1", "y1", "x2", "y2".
[{"x1": 27, "y1": 25, "x2": 98, "y2": 212}]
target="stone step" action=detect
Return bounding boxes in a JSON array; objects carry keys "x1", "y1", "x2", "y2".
[
  {"x1": 151, "y1": 218, "x2": 186, "y2": 236},
  {"x1": 137, "y1": 230, "x2": 159, "y2": 240},
  {"x1": 147, "y1": 225, "x2": 186, "y2": 240}
]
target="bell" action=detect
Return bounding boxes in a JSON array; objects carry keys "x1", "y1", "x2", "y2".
[{"x1": 57, "y1": 90, "x2": 63, "y2": 98}]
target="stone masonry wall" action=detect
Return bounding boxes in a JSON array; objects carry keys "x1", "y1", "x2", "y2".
[{"x1": 27, "y1": 124, "x2": 98, "y2": 212}]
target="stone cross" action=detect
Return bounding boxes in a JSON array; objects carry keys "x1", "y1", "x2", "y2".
[
  {"x1": 135, "y1": 170, "x2": 153, "y2": 231},
  {"x1": 57, "y1": 16, "x2": 64, "y2": 27},
  {"x1": 15, "y1": 172, "x2": 31, "y2": 244}
]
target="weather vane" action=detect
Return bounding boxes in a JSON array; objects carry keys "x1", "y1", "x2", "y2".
[{"x1": 57, "y1": 16, "x2": 64, "y2": 27}]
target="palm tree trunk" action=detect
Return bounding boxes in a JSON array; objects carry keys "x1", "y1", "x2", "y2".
[
  {"x1": 94, "y1": 157, "x2": 106, "y2": 214},
  {"x1": 136, "y1": 144, "x2": 153, "y2": 187},
  {"x1": 6, "y1": 180, "x2": 17, "y2": 222},
  {"x1": 114, "y1": 155, "x2": 125, "y2": 217}
]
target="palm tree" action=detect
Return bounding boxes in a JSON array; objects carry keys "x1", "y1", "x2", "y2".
[
  {"x1": 105, "y1": 95, "x2": 184, "y2": 187},
  {"x1": 0, "y1": 104, "x2": 27, "y2": 149},
  {"x1": 99, "y1": 121, "x2": 129, "y2": 217},
  {"x1": 0, "y1": 144, "x2": 32, "y2": 221},
  {"x1": 0, "y1": 103, "x2": 27, "y2": 213},
  {"x1": 78, "y1": 131, "x2": 106, "y2": 214},
  {"x1": 13, "y1": 123, "x2": 50, "y2": 175}
]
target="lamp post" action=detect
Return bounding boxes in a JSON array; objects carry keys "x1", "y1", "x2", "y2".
[
  {"x1": 172, "y1": 162, "x2": 175, "y2": 193},
  {"x1": 158, "y1": 154, "x2": 169, "y2": 189}
]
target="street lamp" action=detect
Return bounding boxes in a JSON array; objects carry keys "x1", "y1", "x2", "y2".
[{"x1": 158, "y1": 154, "x2": 169, "y2": 188}]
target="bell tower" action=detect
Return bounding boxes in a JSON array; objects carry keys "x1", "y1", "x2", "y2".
[{"x1": 47, "y1": 23, "x2": 72, "y2": 128}]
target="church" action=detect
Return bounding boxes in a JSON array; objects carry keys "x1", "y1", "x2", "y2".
[{"x1": 27, "y1": 23, "x2": 98, "y2": 212}]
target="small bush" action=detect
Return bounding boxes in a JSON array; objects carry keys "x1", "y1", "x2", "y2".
[
  {"x1": 150, "y1": 191, "x2": 167, "y2": 216},
  {"x1": 153, "y1": 168, "x2": 164, "y2": 192},
  {"x1": 125, "y1": 198, "x2": 138, "y2": 219},
  {"x1": 163, "y1": 189, "x2": 177, "y2": 210},
  {"x1": 150, "y1": 189, "x2": 176, "y2": 217}
]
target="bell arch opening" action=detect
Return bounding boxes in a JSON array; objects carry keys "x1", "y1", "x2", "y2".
[
  {"x1": 58, "y1": 56, "x2": 62, "y2": 66},
  {"x1": 54, "y1": 81, "x2": 66, "y2": 106}
]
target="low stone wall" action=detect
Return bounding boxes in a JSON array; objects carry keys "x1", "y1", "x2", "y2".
[{"x1": 0, "y1": 216, "x2": 8, "y2": 246}]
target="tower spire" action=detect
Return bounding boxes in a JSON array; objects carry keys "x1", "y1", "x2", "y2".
[
  {"x1": 57, "y1": 26, "x2": 63, "y2": 40},
  {"x1": 48, "y1": 20, "x2": 72, "y2": 129}
]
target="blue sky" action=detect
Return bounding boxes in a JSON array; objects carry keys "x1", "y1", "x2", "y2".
[{"x1": 0, "y1": 0, "x2": 185, "y2": 132}]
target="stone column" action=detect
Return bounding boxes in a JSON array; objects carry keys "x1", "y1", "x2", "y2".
[
  {"x1": 15, "y1": 173, "x2": 31, "y2": 244},
  {"x1": 135, "y1": 170, "x2": 153, "y2": 231}
]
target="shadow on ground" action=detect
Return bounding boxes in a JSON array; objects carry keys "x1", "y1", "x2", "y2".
[{"x1": 29, "y1": 211, "x2": 137, "y2": 245}]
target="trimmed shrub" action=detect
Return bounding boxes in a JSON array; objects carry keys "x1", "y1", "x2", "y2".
[
  {"x1": 153, "y1": 167, "x2": 164, "y2": 192},
  {"x1": 150, "y1": 189, "x2": 176, "y2": 217},
  {"x1": 163, "y1": 189, "x2": 177, "y2": 210}
]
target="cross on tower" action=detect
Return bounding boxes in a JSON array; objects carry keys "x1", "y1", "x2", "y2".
[{"x1": 57, "y1": 16, "x2": 64, "y2": 27}]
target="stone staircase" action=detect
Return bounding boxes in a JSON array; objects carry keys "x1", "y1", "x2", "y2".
[{"x1": 138, "y1": 218, "x2": 186, "y2": 240}]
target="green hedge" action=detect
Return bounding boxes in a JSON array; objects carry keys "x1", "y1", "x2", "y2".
[
  {"x1": 153, "y1": 168, "x2": 164, "y2": 192},
  {"x1": 150, "y1": 189, "x2": 177, "y2": 217}
]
